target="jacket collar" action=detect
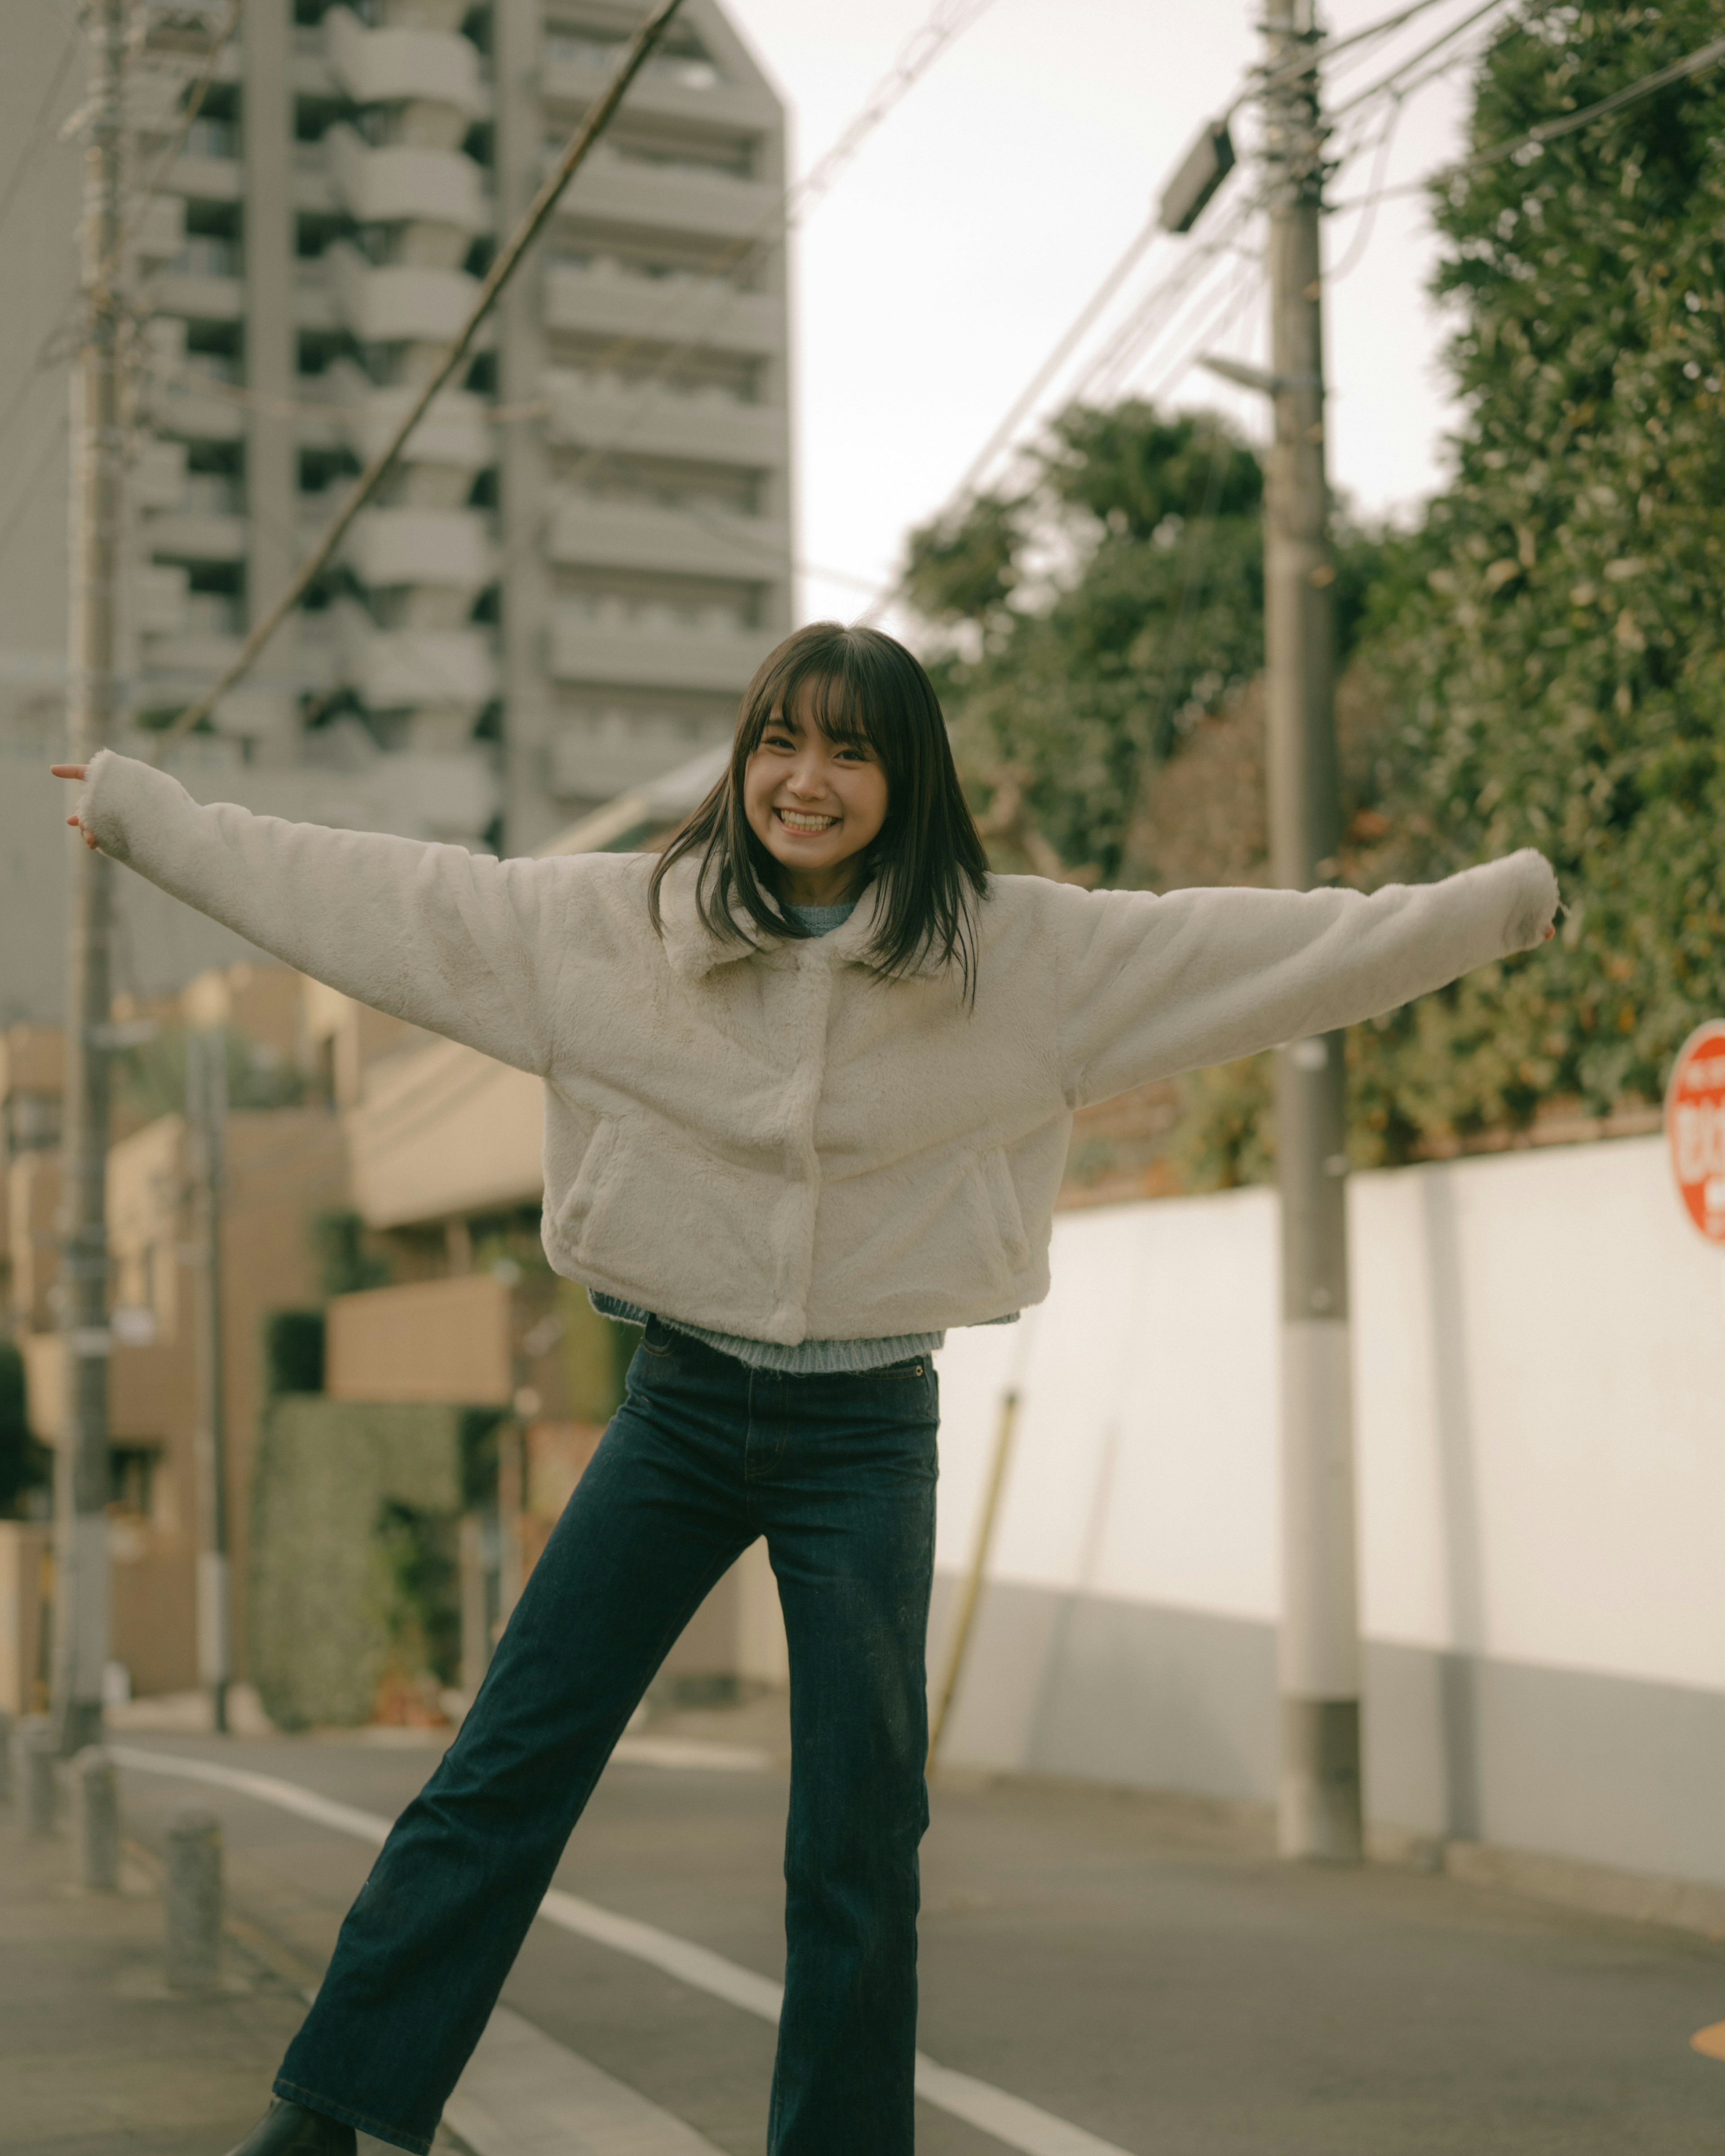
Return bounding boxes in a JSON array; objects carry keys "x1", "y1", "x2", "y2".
[{"x1": 656, "y1": 857, "x2": 940, "y2": 981}]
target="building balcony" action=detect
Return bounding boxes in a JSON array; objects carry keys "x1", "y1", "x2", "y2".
[
  {"x1": 328, "y1": 242, "x2": 478, "y2": 345},
  {"x1": 127, "y1": 194, "x2": 184, "y2": 269},
  {"x1": 144, "y1": 381, "x2": 244, "y2": 443},
  {"x1": 133, "y1": 439, "x2": 187, "y2": 511},
  {"x1": 164, "y1": 151, "x2": 243, "y2": 204},
  {"x1": 146, "y1": 509, "x2": 248, "y2": 564},
  {"x1": 552, "y1": 147, "x2": 778, "y2": 244},
  {"x1": 152, "y1": 268, "x2": 244, "y2": 323},
  {"x1": 548, "y1": 711, "x2": 726, "y2": 801},
  {"x1": 544, "y1": 372, "x2": 788, "y2": 469},
  {"x1": 338, "y1": 379, "x2": 492, "y2": 471},
  {"x1": 344, "y1": 506, "x2": 492, "y2": 589},
  {"x1": 325, "y1": 125, "x2": 489, "y2": 234},
  {"x1": 539, "y1": 52, "x2": 778, "y2": 135},
  {"x1": 292, "y1": 263, "x2": 340, "y2": 335},
  {"x1": 323, "y1": 5, "x2": 485, "y2": 117},
  {"x1": 138, "y1": 627, "x2": 245, "y2": 685},
  {"x1": 549, "y1": 612, "x2": 767, "y2": 696},
  {"x1": 134, "y1": 564, "x2": 190, "y2": 636},
  {"x1": 548, "y1": 495, "x2": 788, "y2": 585},
  {"x1": 348, "y1": 622, "x2": 497, "y2": 712},
  {"x1": 541, "y1": 259, "x2": 782, "y2": 359}
]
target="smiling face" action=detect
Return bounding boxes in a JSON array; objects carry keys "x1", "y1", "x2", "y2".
[{"x1": 742, "y1": 685, "x2": 889, "y2": 909}]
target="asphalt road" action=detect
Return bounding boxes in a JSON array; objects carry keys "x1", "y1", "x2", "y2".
[{"x1": 111, "y1": 1717, "x2": 1725, "y2": 2156}]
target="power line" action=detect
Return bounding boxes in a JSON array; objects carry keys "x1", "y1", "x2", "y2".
[
  {"x1": 1329, "y1": 0, "x2": 1509, "y2": 119},
  {"x1": 1331, "y1": 28, "x2": 1725, "y2": 210},
  {"x1": 0, "y1": 24, "x2": 79, "y2": 247},
  {"x1": 1224, "y1": 0, "x2": 1475, "y2": 121},
  {"x1": 0, "y1": 415, "x2": 69, "y2": 568},
  {"x1": 932, "y1": 209, "x2": 1166, "y2": 514},
  {"x1": 542, "y1": 0, "x2": 1004, "y2": 500}
]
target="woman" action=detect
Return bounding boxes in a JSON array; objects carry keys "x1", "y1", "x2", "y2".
[{"x1": 56, "y1": 622, "x2": 1557, "y2": 2156}]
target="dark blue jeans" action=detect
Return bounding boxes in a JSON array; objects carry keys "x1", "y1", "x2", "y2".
[{"x1": 275, "y1": 1319, "x2": 940, "y2": 2155}]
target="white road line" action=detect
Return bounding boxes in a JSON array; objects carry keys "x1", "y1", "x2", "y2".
[
  {"x1": 444, "y1": 2004, "x2": 725, "y2": 2156},
  {"x1": 111, "y1": 1746, "x2": 1137, "y2": 2156}
]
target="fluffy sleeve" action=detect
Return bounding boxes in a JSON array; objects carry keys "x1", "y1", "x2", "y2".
[
  {"x1": 78, "y1": 750, "x2": 572, "y2": 1075},
  {"x1": 1053, "y1": 851, "x2": 1559, "y2": 1109}
]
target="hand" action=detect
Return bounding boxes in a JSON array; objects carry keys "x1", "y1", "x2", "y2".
[{"x1": 52, "y1": 763, "x2": 97, "y2": 849}]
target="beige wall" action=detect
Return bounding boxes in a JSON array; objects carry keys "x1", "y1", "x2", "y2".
[
  {"x1": 345, "y1": 1034, "x2": 543, "y2": 1231},
  {"x1": 327, "y1": 1272, "x2": 516, "y2": 1405},
  {"x1": 0, "y1": 1523, "x2": 50, "y2": 1718},
  {"x1": 7, "y1": 1152, "x2": 61, "y2": 1332},
  {"x1": 21, "y1": 1100, "x2": 349, "y2": 1698}
]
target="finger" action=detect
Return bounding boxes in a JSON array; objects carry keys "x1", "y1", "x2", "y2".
[{"x1": 50, "y1": 763, "x2": 87, "y2": 780}]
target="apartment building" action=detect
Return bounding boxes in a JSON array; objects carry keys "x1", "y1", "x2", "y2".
[{"x1": 0, "y1": 0, "x2": 792, "y2": 1007}]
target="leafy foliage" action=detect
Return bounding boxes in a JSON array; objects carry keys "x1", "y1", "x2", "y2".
[
  {"x1": 1350, "y1": 1, "x2": 1725, "y2": 1144},
  {"x1": 909, "y1": 404, "x2": 1268, "y2": 885},
  {"x1": 0, "y1": 1339, "x2": 47, "y2": 1516}
]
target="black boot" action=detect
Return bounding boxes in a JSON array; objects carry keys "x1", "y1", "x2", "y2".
[{"x1": 224, "y1": 2099, "x2": 357, "y2": 2156}]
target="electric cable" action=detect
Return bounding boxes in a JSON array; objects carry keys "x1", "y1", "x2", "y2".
[
  {"x1": 1224, "y1": 0, "x2": 1477, "y2": 121},
  {"x1": 1330, "y1": 28, "x2": 1725, "y2": 210},
  {"x1": 0, "y1": 415, "x2": 71, "y2": 569},
  {"x1": 0, "y1": 24, "x2": 79, "y2": 248},
  {"x1": 1320, "y1": 89, "x2": 1407, "y2": 287},
  {"x1": 1328, "y1": 0, "x2": 1510, "y2": 119},
  {"x1": 539, "y1": 0, "x2": 1005, "y2": 503}
]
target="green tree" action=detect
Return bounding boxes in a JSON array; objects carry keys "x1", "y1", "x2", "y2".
[
  {"x1": 909, "y1": 403, "x2": 1268, "y2": 884},
  {"x1": 1350, "y1": 1, "x2": 1725, "y2": 1149}
]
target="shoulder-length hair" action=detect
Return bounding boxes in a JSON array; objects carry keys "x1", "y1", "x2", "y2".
[{"x1": 648, "y1": 622, "x2": 991, "y2": 994}]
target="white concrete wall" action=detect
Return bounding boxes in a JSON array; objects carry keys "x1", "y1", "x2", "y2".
[{"x1": 931, "y1": 1136, "x2": 1725, "y2": 1880}]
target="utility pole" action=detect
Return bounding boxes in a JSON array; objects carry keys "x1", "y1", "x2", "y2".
[
  {"x1": 187, "y1": 1031, "x2": 231, "y2": 1734},
  {"x1": 51, "y1": 0, "x2": 128, "y2": 1758},
  {"x1": 1259, "y1": 0, "x2": 1363, "y2": 1864},
  {"x1": 1170, "y1": 0, "x2": 1363, "y2": 1860}
]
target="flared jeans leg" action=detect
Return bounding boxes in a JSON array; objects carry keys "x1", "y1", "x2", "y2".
[
  {"x1": 274, "y1": 1323, "x2": 939, "y2": 2156},
  {"x1": 274, "y1": 1359, "x2": 755, "y2": 2154},
  {"x1": 752, "y1": 1359, "x2": 939, "y2": 2156}
]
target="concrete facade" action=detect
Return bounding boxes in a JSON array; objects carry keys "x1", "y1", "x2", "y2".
[
  {"x1": 0, "y1": 963, "x2": 380, "y2": 1702},
  {"x1": 0, "y1": 0, "x2": 791, "y2": 1013},
  {"x1": 929, "y1": 1139, "x2": 1725, "y2": 1902}
]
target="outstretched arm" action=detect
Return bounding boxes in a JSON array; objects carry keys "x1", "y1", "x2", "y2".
[
  {"x1": 1053, "y1": 851, "x2": 1559, "y2": 1109},
  {"x1": 56, "y1": 752, "x2": 566, "y2": 1075}
]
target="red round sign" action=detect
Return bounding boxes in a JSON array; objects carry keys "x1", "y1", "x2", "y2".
[{"x1": 1665, "y1": 1020, "x2": 1725, "y2": 1241}]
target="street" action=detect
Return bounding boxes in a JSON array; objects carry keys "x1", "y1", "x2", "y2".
[{"x1": 23, "y1": 1701, "x2": 1720, "y2": 2156}]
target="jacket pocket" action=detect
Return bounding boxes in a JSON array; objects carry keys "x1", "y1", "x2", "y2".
[
  {"x1": 552, "y1": 1115, "x2": 620, "y2": 1253},
  {"x1": 973, "y1": 1146, "x2": 1031, "y2": 1272}
]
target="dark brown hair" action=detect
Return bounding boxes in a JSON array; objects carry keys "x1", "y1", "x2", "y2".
[{"x1": 648, "y1": 622, "x2": 990, "y2": 993}]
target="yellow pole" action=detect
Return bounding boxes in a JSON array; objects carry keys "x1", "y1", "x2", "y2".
[{"x1": 927, "y1": 1385, "x2": 1021, "y2": 1773}]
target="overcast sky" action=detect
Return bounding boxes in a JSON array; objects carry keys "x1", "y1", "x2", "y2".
[{"x1": 718, "y1": 0, "x2": 1501, "y2": 630}]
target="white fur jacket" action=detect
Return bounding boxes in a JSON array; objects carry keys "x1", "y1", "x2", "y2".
[{"x1": 79, "y1": 751, "x2": 1558, "y2": 1345}]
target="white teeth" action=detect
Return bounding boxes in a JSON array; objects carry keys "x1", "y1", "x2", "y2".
[{"x1": 778, "y1": 809, "x2": 836, "y2": 831}]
